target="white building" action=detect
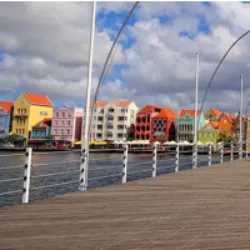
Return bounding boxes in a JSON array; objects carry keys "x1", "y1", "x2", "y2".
[{"x1": 85, "y1": 101, "x2": 139, "y2": 141}]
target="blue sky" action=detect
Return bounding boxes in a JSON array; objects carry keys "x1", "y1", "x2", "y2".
[{"x1": 0, "y1": 2, "x2": 250, "y2": 112}]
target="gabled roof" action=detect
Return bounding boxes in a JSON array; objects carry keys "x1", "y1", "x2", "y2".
[
  {"x1": 33, "y1": 118, "x2": 52, "y2": 128},
  {"x1": 24, "y1": 93, "x2": 53, "y2": 107},
  {"x1": 138, "y1": 105, "x2": 175, "y2": 115},
  {"x1": 210, "y1": 108, "x2": 222, "y2": 117},
  {"x1": 179, "y1": 109, "x2": 201, "y2": 117},
  {"x1": 154, "y1": 108, "x2": 177, "y2": 119},
  {"x1": 0, "y1": 101, "x2": 13, "y2": 113},
  {"x1": 200, "y1": 121, "x2": 219, "y2": 131},
  {"x1": 90, "y1": 101, "x2": 132, "y2": 108},
  {"x1": 219, "y1": 113, "x2": 235, "y2": 124}
]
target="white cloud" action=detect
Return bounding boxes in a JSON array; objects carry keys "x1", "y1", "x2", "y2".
[{"x1": 1, "y1": 2, "x2": 250, "y2": 114}]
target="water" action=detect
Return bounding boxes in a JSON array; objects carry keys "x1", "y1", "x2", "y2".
[{"x1": 0, "y1": 151, "x2": 228, "y2": 207}]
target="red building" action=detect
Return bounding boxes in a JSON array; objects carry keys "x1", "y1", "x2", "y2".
[{"x1": 135, "y1": 105, "x2": 177, "y2": 142}]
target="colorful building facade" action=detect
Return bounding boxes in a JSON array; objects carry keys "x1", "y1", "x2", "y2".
[
  {"x1": 198, "y1": 121, "x2": 219, "y2": 143},
  {"x1": 217, "y1": 113, "x2": 234, "y2": 137},
  {"x1": 12, "y1": 93, "x2": 54, "y2": 139},
  {"x1": 31, "y1": 118, "x2": 52, "y2": 139},
  {"x1": 204, "y1": 108, "x2": 222, "y2": 122},
  {"x1": 51, "y1": 106, "x2": 84, "y2": 142},
  {"x1": 135, "y1": 105, "x2": 177, "y2": 141},
  {"x1": 0, "y1": 101, "x2": 13, "y2": 137},
  {"x1": 176, "y1": 109, "x2": 205, "y2": 142}
]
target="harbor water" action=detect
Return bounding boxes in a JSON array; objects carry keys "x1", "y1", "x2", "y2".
[{"x1": 0, "y1": 151, "x2": 226, "y2": 207}]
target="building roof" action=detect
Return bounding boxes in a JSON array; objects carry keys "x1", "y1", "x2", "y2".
[
  {"x1": 0, "y1": 101, "x2": 13, "y2": 113},
  {"x1": 154, "y1": 108, "x2": 177, "y2": 119},
  {"x1": 90, "y1": 101, "x2": 132, "y2": 108},
  {"x1": 210, "y1": 108, "x2": 222, "y2": 117},
  {"x1": 200, "y1": 121, "x2": 219, "y2": 131},
  {"x1": 179, "y1": 109, "x2": 201, "y2": 117},
  {"x1": 33, "y1": 118, "x2": 52, "y2": 128},
  {"x1": 138, "y1": 105, "x2": 175, "y2": 115},
  {"x1": 24, "y1": 93, "x2": 53, "y2": 107}
]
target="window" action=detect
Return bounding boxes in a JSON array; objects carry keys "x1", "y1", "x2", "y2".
[
  {"x1": 68, "y1": 113, "x2": 71, "y2": 117},
  {"x1": 56, "y1": 112, "x2": 59, "y2": 117},
  {"x1": 55, "y1": 120, "x2": 58, "y2": 125},
  {"x1": 117, "y1": 125, "x2": 124, "y2": 130},
  {"x1": 108, "y1": 108, "x2": 115, "y2": 113},
  {"x1": 40, "y1": 111, "x2": 48, "y2": 116},
  {"x1": 61, "y1": 129, "x2": 64, "y2": 135},
  {"x1": 54, "y1": 129, "x2": 57, "y2": 134},
  {"x1": 62, "y1": 112, "x2": 65, "y2": 117},
  {"x1": 97, "y1": 125, "x2": 103, "y2": 130},
  {"x1": 62, "y1": 121, "x2": 64, "y2": 125},
  {"x1": 18, "y1": 109, "x2": 21, "y2": 114},
  {"x1": 67, "y1": 120, "x2": 70, "y2": 126},
  {"x1": 67, "y1": 129, "x2": 70, "y2": 135}
]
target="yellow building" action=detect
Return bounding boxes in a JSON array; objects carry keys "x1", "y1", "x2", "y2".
[{"x1": 12, "y1": 93, "x2": 53, "y2": 139}]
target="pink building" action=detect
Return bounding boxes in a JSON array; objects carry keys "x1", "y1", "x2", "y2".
[{"x1": 51, "y1": 106, "x2": 84, "y2": 142}]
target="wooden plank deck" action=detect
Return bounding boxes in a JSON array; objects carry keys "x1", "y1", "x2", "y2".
[{"x1": 1, "y1": 159, "x2": 250, "y2": 249}]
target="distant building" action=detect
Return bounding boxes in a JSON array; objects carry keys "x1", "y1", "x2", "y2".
[
  {"x1": 12, "y1": 93, "x2": 53, "y2": 139},
  {"x1": 176, "y1": 109, "x2": 205, "y2": 142},
  {"x1": 31, "y1": 118, "x2": 52, "y2": 139},
  {"x1": 51, "y1": 106, "x2": 83, "y2": 142},
  {"x1": 87, "y1": 101, "x2": 138, "y2": 141},
  {"x1": 204, "y1": 108, "x2": 222, "y2": 122},
  {"x1": 217, "y1": 113, "x2": 234, "y2": 137},
  {"x1": 0, "y1": 101, "x2": 13, "y2": 137},
  {"x1": 199, "y1": 121, "x2": 219, "y2": 143},
  {"x1": 135, "y1": 105, "x2": 177, "y2": 141}
]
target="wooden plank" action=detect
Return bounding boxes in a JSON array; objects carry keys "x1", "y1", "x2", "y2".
[{"x1": 1, "y1": 160, "x2": 250, "y2": 249}]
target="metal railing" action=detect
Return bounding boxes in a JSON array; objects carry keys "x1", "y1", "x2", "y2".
[{"x1": 0, "y1": 140, "x2": 248, "y2": 207}]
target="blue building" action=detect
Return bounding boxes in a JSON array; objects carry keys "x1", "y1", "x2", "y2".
[
  {"x1": 176, "y1": 109, "x2": 206, "y2": 142},
  {"x1": 31, "y1": 118, "x2": 52, "y2": 139},
  {"x1": 0, "y1": 101, "x2": 13, "y2": 137}
]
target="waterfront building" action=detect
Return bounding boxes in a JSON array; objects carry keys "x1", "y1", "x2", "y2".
[
  {"x1": 0, "y1": 101, "x2": 13, "y2": 137},
  {"x1": 87, "y1": 101, "x2": 138, "y2": 141},
  {"x1": 176, "y1": 109, "x2": 205, "y2": 142},
  {"x1": 51, "y1": 106, "x2": 83, "y2": 142},
  {"x1": 198, "y1": 121, "x2": 219, "y2": 144},
  {"x1": 12, "y1": 93, "x2": 53, "y2": 139},
  {"x1": 135, "y1": 105, "x2": 177, "y2": 141},
  {"x1": 217, "y1": 113, "x2": 234, "y2": 137},
  {"x1": 31, "y1": 118, "x2": 52, "y2": 139},
  {"x1": 204, "y1": 108, "x2": 222, "y2": 122}
]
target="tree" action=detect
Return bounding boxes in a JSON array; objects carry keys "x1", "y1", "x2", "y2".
[
  {"x1": 126, "y1": 124, "x2": 135, "y2": 141},
  {"x1": 5, "y1": 133, "x2": 26, "y2": 145},
  {"x1": 217, "y1": 132, "x2": 237, "y2": 145},
  {"x1": 45, "y1": 135, "x2": 54, "y2": 140}
]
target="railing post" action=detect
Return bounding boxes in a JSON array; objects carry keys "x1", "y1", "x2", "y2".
[
  {"x1": 246, "y1": 139, "x2": 249, "y2": 158},
  {"x1": 231, "y1": 140, "x2": 234, "y2": 161},
  {"x1": 152, "y1": 144, "x2": 157, "y2": 177},
  {"x1": 22, "y1": 147, "x2": 32, "y2": 204},
  {"x1": 122, "y1": 144, "x2": 128, "y2": 184},
  {"x1": 192, "y1": 143, "x2": 197, "y2": 169},
  {"x1": 175, "y1": 143, "x2": 179, "y2": 173},
  {"x1": 239, "y1": 140, "x2": 242, "y2": 159},
  {"x1": 220, "y1": 142, "x2": 224, "y2": 164},
  {"x1": 208, "y1": 143, "x2": 212, "y2": 166}
]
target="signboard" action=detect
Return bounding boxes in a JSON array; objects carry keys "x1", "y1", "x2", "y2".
[{"x1": 154, "y1": 131, "x2": 165, "y2": 136}]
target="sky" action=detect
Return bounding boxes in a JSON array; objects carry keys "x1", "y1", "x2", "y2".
[{"x1": 1, "y1": 1, "x2": 250, "y2": 113}]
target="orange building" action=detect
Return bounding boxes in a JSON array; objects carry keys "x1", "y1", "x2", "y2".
[{"x1": 217, "y1": 113, "x2": 234, "y2": 137}]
